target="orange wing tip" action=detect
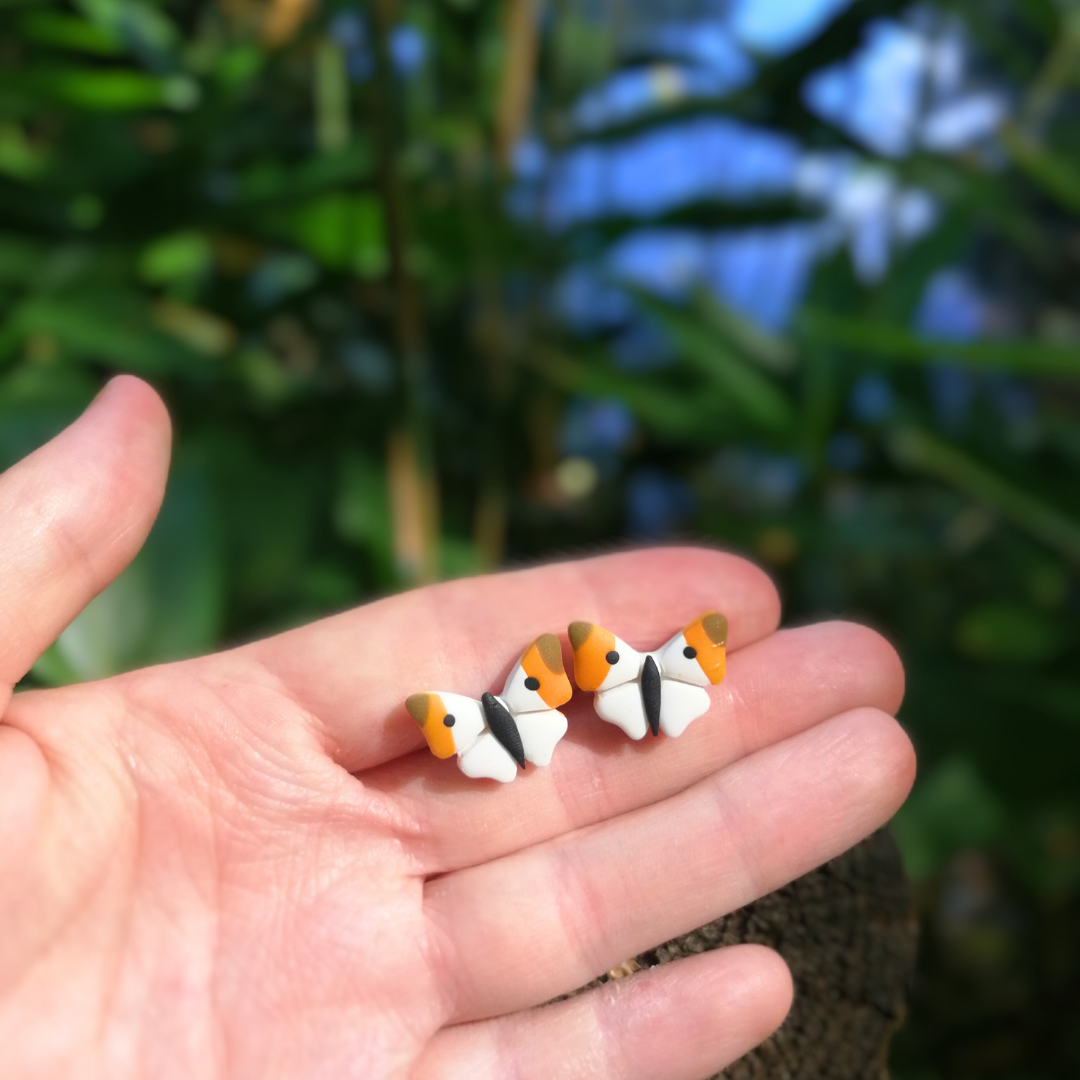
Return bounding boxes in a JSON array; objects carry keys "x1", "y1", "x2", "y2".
[
  {"x1": 406, "y1": 693, "x2": 432, "y2": 725},
  {"x1": 522, "y1": 635, "x2": 572, "y2": 708},
  {"x1": 407, "y1": 693, "x2": 455, "y2": 759},
  {"x1": 568, "y1": 620, "x2": 617, "y2": 692},
  {"x1": 703, "y1": 649, "x2": 726, "y2": 685},
  {"x1": 683, "y1": 614, "x2": 728, "y2": 686},
  {"x1": 539, "y1": 675, "x2": 572, "y2": 709}
]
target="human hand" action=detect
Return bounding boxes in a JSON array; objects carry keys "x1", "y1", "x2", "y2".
[{"x1": 0, "y1": 378, "x2": 913, "y2": 1079}]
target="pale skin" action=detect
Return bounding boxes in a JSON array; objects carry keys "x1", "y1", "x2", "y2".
[{"x1": 0, "y1": 377, "x2": 915, "y2": 1080}]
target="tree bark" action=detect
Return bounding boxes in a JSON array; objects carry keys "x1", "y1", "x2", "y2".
[{"x1": 568, "y1": 829, "x2": 917, "y2": 1080}]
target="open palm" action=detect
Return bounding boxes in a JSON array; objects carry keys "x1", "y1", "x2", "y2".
[{"x1": 0, "y1": 378, "x2": 913, "y2": 1080}]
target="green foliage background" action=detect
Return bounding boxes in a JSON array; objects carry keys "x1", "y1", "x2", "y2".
[{"x1": 1, "y1": 0, "x2": 1078, "y2": 1075}]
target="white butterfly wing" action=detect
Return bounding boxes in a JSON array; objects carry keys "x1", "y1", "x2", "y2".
[
  {"x1": 596, "y1": 681, "x2": 650, "y2": 740},
  {"x1": 589, "y1": 637, "x2": 647, "y2": 739},
  {"x1": 597, "y1": 634, "x2": 645, "y2": 692},
  {"x1": 457, "y1": 730, "x2": 518, "y2": 783},
  {"x1": 436, "y1": 692, "x2": 488, "y2": 750},
  {"x1": 500, "y1": 652, "x2": 547, "y2": 714},
  {"x1": 652, "y1": 627, "x2": 714, "y2": 738},
  {"x1": 654, "y1": 629, "x2": 710, "y2": 688},
  {"x1": 657, "y1": 678, "x2": 711, "y2": 738},
  {"x1": 513, "y1": 708, "x2": 569, "y2": 767}
]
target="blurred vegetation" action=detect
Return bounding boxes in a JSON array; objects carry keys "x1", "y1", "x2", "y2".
[{"x1": 1, "y1": 0, "x2": 1078, "y2": 1075}]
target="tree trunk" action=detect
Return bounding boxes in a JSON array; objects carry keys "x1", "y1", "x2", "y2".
[{"x1": 569, "y1": 829, "x2": 917, "y2": 1079}]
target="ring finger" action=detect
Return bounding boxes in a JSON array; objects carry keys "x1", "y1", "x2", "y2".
[
  {"x1": 424, "y1": 707, "x2": 914, "y2": 1023},
  {"x1": 419, "y1": 946, "x2": 792, "y2": 1080}
]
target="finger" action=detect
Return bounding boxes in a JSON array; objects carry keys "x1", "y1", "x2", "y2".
[
  {"x1": 244, "y1": 547, "x2": 781, "y2": 772},
  {"x1": 421, "y1": 946, "x2": 792, "y2": 1080},
  {"x1": 0, "y1": 377, "x2": 171, "y2": 698},
  {"x1": 375, "y1": 620, "x2": 903, "y2": 873},
  {"x1": 425, "y1": 707, "x2": 915, "y2": 1022}
]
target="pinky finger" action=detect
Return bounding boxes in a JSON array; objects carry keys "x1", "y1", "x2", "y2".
[{"x1": 420, "y1": 945, "x2": 793, "y2": 1080}]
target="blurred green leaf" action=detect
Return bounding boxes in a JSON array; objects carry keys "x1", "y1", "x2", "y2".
[
  {"x1": 954, "y1": 600, "x2": 1070, "y2": 665},
  {"x1": 1002, "y1": 125, "x2": 1080, "y2": 215},
  {"x1": 692, "y1": 288, "x2": 796, "y2": 374},
  {"x1": 72, "y1": 0, "x2": 177, "y2": 57},
  {"x1": 625, "y1": 286, "x2": 795, "y2": 431},
  {"x1": 567, "y1": 198, "x2": 815, "y2": 246},
  {"x1": 439, "y1": 536, "x2": 484, "y2": 579},
  {"x1": 139, "y1": 232, "x2": 213, "y2": 288},
  {"x1": 143, "y1": 454, "x2": 225, "y2": 662},
  {"x1": 335, "y1": 449, "x2": 393, "y2": 577},
  {"x1": 0, "y1": 121, "x2": 48, "y2": 178},
  {"x1": 257, "y1": 194, "x2": 387, "y2": 276},
  {"x1": 892, "y1": 758, "x2": 1009, "y2": 881},
  {"x1": 888, "y1": 427, "x2": 1080, "y2": 563},
  {"x1": 18, "y1": 11, "x2": 123, "y2": 54},
  {"x1": 212, "y1": 44, "x2": 264, "y2": 90},
  {"x1": 236, "y1": 145, "x2": 373, "y2": 205},
  {"x1": 36, "y1": 555, "x2": 157, "y2": 682},
  {"x1": 314, "y1": 38, "x2": 350, "y2": 154},
  {"x1": 2, "y1": 293, "x2": 216, "y2": 376},
  {"x1": 799, "y1": 310, "x2": 1080, "y2": 376},
  {"x1": 0, "y1": 67, "x2": 198, "y2": 111},
  {"x1": 152, "y1": 300, "x2": 236, "y2": 357},
  {"x1": 529, "y1": 344, "x2": 734, "y2": 441},
  {"x1": 0, "y1": 235, "x2": 41, "y2": 281}
]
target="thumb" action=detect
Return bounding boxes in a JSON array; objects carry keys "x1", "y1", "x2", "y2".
[{"x1": 0, "y1": 376, "x2": 171, "y2": 707}]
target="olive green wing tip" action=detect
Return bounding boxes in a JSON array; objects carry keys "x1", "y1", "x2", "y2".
[
  {"x1": 568, "y1": 621, "x2": 594, "y2": 650},
  {"x1": 701, "y1": 612, "x2": 729, "y2": 646},
  {"x1": 406, "y1": 693, "x2": 431, "y2": 725},
  {"x1": 534, "y1": 633, "x2": 565, "y2": 673}
]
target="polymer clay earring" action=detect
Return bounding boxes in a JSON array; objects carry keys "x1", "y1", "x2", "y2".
[
  {"x1": 568, "y1": 613, "x2": 728, "y2": 740},
  {"x1": 406, "y1": 634, "x2": 572, "y2": 782}
]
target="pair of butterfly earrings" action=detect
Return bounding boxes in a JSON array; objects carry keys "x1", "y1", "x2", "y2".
[{"x1": 406, "y1": 613, "x2": 728, "y2": 783}]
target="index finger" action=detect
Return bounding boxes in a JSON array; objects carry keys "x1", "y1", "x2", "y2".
[{"x1": 244, "y1": 548, "x2": 780, "y2": 773}]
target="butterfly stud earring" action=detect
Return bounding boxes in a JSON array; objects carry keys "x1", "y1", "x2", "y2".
[
  {"x1": 406, "y1": 634, "x2": 572, "y2": 782},
  {"x1": 568, "y1": 613, "x2": 728, "y2": 740}
]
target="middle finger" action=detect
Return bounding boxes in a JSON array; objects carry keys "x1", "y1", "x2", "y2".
[{"x1": 424, "y1": 706, "x2": 915, "y2": 1024}]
